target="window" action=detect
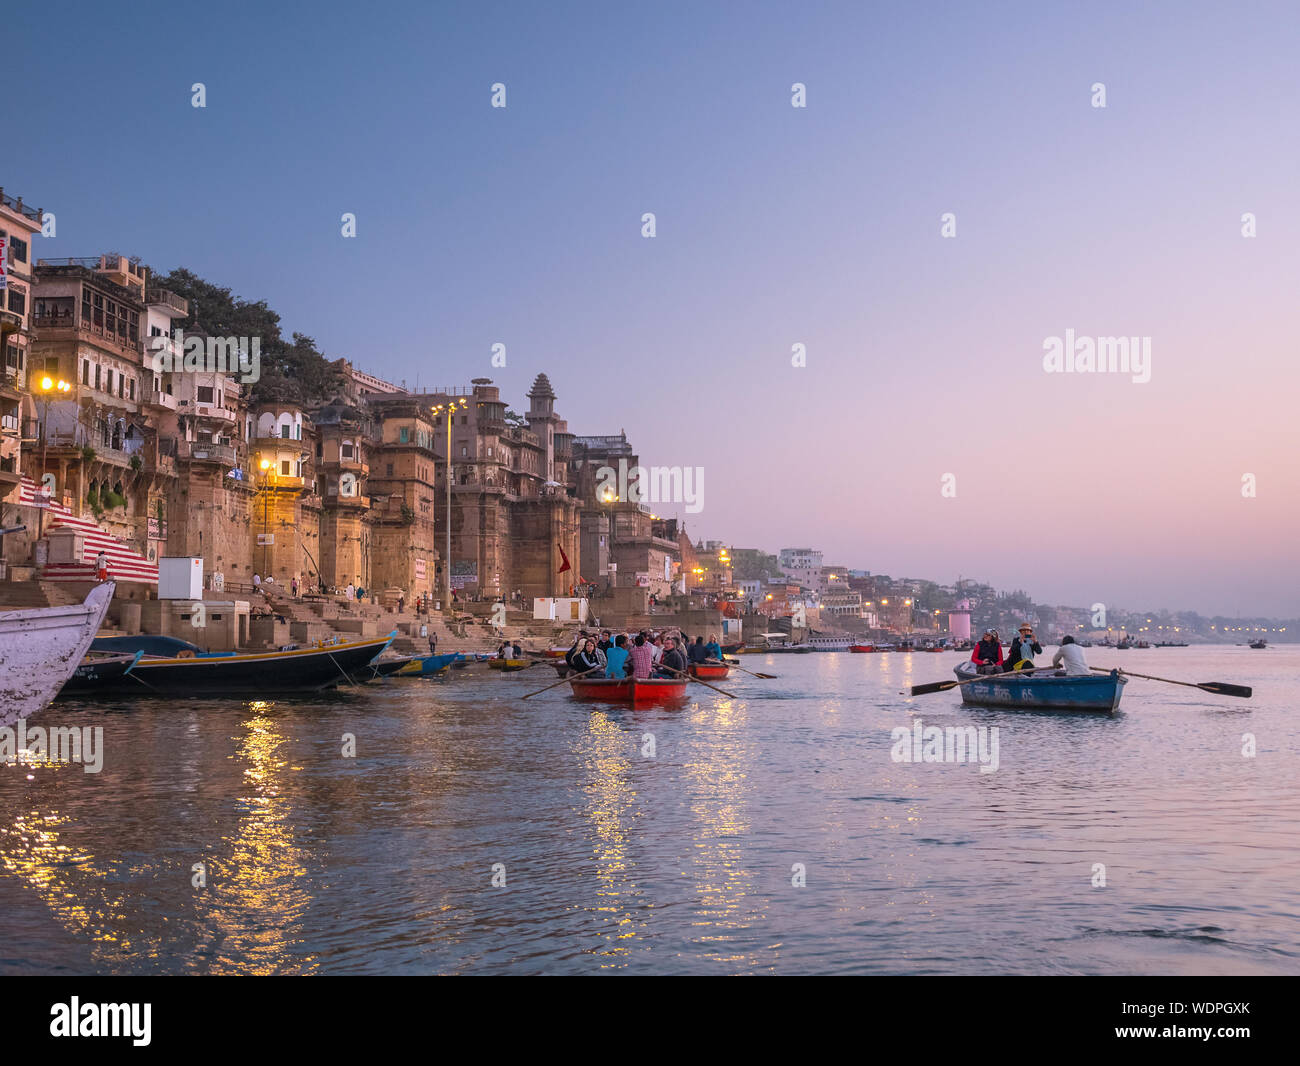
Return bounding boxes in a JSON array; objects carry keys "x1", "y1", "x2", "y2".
[
  {"x1": 386, "y1": 463, "x2": 394, "y2": 477},
  {"x1": 129, "y1": 379, "x2": 135, "y2": 401},
  {"x1": 7, "y1": 288, "x2": 25, "y2": 316},
  {"x1": 399, "y1": 427, "x2": 410, "y2": 443},
  {"x1": 342, "y1": 443, "x2": 353, "y2": 458},
  {"x1": 118, "y1": 372, "x2": 125, "y2": 398},
  {"x1": 82, "y1": 359, "x2": 90, "y2": 385},
  {"x1": 460, "y1": 415, "x2": 467, "y2": 425},
  {"x1": 8, "y1": 236, "x2": 27, "y2": 263},
  {"x1": 94, "y1": 366, "x2": 101, "y2": 390},
  {"x1": 281, "y1": 424, "x2": 290, "y2": 439},
  {"x1": 281, "y1": 460, "x2": 291, "y2": 476},
  {"x1": 196, "y1": 386, "x2": 214, "y2": 404}
]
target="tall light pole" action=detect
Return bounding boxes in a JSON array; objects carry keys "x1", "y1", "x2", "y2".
[
  {"x1": 430, "y1": 397, "x2": 467, "y2": 610},
  {"x1": 259, "y1": 457, "x2": 272, "y2": 576},
  {"x1": 37, "y1": 375, "x2": 71, "y2": 540}
]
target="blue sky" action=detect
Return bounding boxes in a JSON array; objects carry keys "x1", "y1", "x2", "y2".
[{"x1": 10, "y1": 1, "x2": 1300, "y2": 613}]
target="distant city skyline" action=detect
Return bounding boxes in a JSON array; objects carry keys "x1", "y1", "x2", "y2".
[{"x1": 10, "y1": 0, "x2": 1297, "y2": 615}]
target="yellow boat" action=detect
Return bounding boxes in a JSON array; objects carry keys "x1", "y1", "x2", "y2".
[{"x1": 488, "y1": 658, "x2": 532, "y2": 672}]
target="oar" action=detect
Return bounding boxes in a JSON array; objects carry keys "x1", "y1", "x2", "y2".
[
  {"x1": 522, "y1": 665, "x2": 601, "y2": 699},
  {"x1": 910, "y1": 670, "x2": 1016, "y2": 697},
  {"x1": 1091, "y1": 667, "x2": 1252, "y2": 699},
  {"x1": 725, "y1": 660, "x2": 778, "y2": 680},
  {"x1": 657, "y1": 663, "x2": 738, "y2": 699}
]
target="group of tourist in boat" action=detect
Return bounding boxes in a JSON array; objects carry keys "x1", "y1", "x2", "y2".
[
  {"x1": 970, "y1": 624, "x2": 1091, "y2": 676},
  {"x1": 564, "y1": 629, "x2": 724, "y2": 680}
]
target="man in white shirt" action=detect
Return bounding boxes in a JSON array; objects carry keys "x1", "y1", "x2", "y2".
[{"x1": 1051, "y1": 635, "x2": 1090, "y2": 676}]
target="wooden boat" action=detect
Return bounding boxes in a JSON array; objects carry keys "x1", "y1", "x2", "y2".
[
  {"x1": 393, "y1": 652, "x2": 462, "y2": 676},
  {"x1": 0, "y1": 582, "x2": 115, "y2": 726},
  {"x1": 488, "y1": 658, "x2": 532, "y2": 672},
  {"x1": 689, "y1": 662, "x2": 730, "y2": 680},
  {"x1": 351, "y1": 654, "x2": 417, "y2": 681},
  {"x1": 848, "y1": 644, "x2": 876, "y2": 652},
  {"x1": 58, "y1": 651, "x2": 143, "y2": 696},
  {"x1": 1249, "y1": 639, "x2": 1267, "y2": 649},
  {"x1": 1154, "y1": 641, "x2": 1188, "y2": 648},
  {"x1": 568, "y1": 676, "x2": 689, "y2": 705},
  {"x1": 124, "y1": 632, "x2": 397, "y2": 696},
  {"x1": 952, "y1": 661, "x2": 1126, "y2": 714}
]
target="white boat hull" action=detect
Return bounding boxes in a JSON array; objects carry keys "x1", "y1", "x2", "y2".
[{"x1": 0, "y1": 583, "x2": 115, "y2": 726}]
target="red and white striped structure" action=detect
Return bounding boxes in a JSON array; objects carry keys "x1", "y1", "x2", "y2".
[{"x1": 18, "y1": 477, "x2": 158, "y2": 585}]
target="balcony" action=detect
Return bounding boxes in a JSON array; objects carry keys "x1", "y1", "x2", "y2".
[
  {"x1": 188, "y1": 401, "x2": 239, "y2": 426},
  {"x1": 146, "y1": 387, "x2": 178, "y2": 411},
  {"x1": 0, "y1": 188, "x2": 42, "y2": 224},
  {"x1": 145, "y1": 288, "x2": 189, "y2": 316},
  {"x1": 179, "y1": 440, "x2": 236, "y2": 466}
]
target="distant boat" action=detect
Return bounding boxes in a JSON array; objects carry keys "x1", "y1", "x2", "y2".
[
  {"x1": 848, "y1": 643, "x2": 876, "y2": 653},
  {"x1": 952, "y1": 661, "x2": 1127, "y2": 714},
  {"x1": 0, "y1": 583, "x2": 115, "y2": 725},
  {"x1": 808, "y1": 636, "x2": 853, "y2": 651},
  {"x1": 1154, "y1": 641, "x2": 1188, "y2": 648},
  {"x1": 488, "y1": 658, "x2": 533, "y2": 672},
  {"x1": 1249, "y1": 638, "x2": 1267, "y2": 649}
]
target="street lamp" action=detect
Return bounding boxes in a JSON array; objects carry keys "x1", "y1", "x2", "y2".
[
  {"x1": 430, "y1": 397, "x2": 468, "y2": 610},
  {"x1": 36, "y1": 376, "x2": 71, "y2": 540}
]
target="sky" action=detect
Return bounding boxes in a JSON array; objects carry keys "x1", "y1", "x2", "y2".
[{"x1": 9, "y1": 1, "x2": 1299, "y2": 615}]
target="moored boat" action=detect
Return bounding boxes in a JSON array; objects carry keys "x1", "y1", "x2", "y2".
[
  {"x1": 394, "y1": 652, "x2": 462, "y2": 676},
  {"x1": 123, "y1": 632, "x2": 397, "y2": 696},
  {"x1": 951, "y1": 661, "x2": 1126, "y2": 714},
  {"x1": 848, "y1": 643, "x2": 876, "y2": 653},
  {"x1": 57, "y1": 651, "x2": 143, "y2": 696},
  {"x1": 568, "y1": 676, "x2": 689, "y2": 705},
  {"x1": 1, "y1": 583, "x2": 115, "y2": 726}
]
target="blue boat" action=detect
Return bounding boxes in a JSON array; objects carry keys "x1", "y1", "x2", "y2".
[
  {"x1": 953, "y1": 661, "x2": 1127, "y2": 714},
  {"x1": 394, "y1": 652, "x2": 463, "y2": 676}
]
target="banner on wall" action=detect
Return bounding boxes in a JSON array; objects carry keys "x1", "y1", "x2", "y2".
[{"x1": 450, "y1": 560, "x2": 477, "y2": 589}]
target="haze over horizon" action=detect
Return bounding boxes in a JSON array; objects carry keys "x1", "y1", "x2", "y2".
[{"x1": 10, "y1": 1, "x2": 1298, "y2": 616}]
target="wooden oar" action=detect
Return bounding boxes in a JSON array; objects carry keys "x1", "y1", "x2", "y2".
[
  {"x1": 911, "y1": 669, "x2": 1018, "y2": 697},
  {"x1": 522, "y1": 665, "x2": 601, "y2": 699},
  {"x1": 1091, "y1": 667, "x2": 1252, "y2": 699},
  {"x1": 658, "y1": 663, "x2": 738, "y2": 699},
  {"x1": 726, "y1": 661, "x2": 777, "y2": 679}
]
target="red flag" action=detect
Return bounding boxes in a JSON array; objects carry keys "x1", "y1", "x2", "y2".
[{"x1": 556, "y1": 544, "x2": 571, "y2": 573}]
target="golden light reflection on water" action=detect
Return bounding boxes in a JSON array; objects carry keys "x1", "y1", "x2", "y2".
[
  {"x1": 574, "y1": 710, "x2": 644, "y2": 965},
  {"x1": 0, "y1": 699, "x2": 316, "y2": 974},
  {"x1": 682, "y1": 697, "x2": 767, "y2": 967},
  {"x1": 198, "y1": 701, "x2": 317, "y2": 974}
]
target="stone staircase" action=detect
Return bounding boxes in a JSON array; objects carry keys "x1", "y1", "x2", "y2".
[{"x1": 0, "y1": 579, "x2": 91, "y2": 612}]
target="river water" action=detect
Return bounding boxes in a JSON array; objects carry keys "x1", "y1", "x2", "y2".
[{"x1": 1, "y1": 646, "x2": 1295, "y2": 975}]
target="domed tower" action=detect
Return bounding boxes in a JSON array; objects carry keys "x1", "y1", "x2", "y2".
[{"x1": 526, "y1": 372, "x2": 558, "y2": 480}]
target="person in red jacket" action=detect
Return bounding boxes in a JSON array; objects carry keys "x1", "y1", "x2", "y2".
[{"x1": 971, "y1": 630, "x2": 1004, "y2": 674}]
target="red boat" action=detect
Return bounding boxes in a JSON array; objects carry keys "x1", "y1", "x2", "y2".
[
  {"x1": 568, "y1": 677, "x2": 689, "y2": 704},
  {"x1": 849, "y1": 644, "x2": 876, "y2": 653},
  {"x1": 689, "y1": 662, "x2": 731, "y2": 680}
]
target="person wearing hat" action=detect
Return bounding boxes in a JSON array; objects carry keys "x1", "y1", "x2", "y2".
[
  {"x1": 1005, "y1": 624, "x2": 1042, "y2": 672},
  {"x1": 970, "y1": 630, "x2": 1004, "y2": 674}
]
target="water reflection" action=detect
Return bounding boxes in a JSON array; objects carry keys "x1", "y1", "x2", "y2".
[
  {"x1": 197, "y1": 701, "x2": 316, "y2": 974},
  {"x1": 574, "y1": 709, "x2": 644, "y2": 965},
  {"x1": 682, "y1": 697, "x2": 767, "y2": 968}
]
